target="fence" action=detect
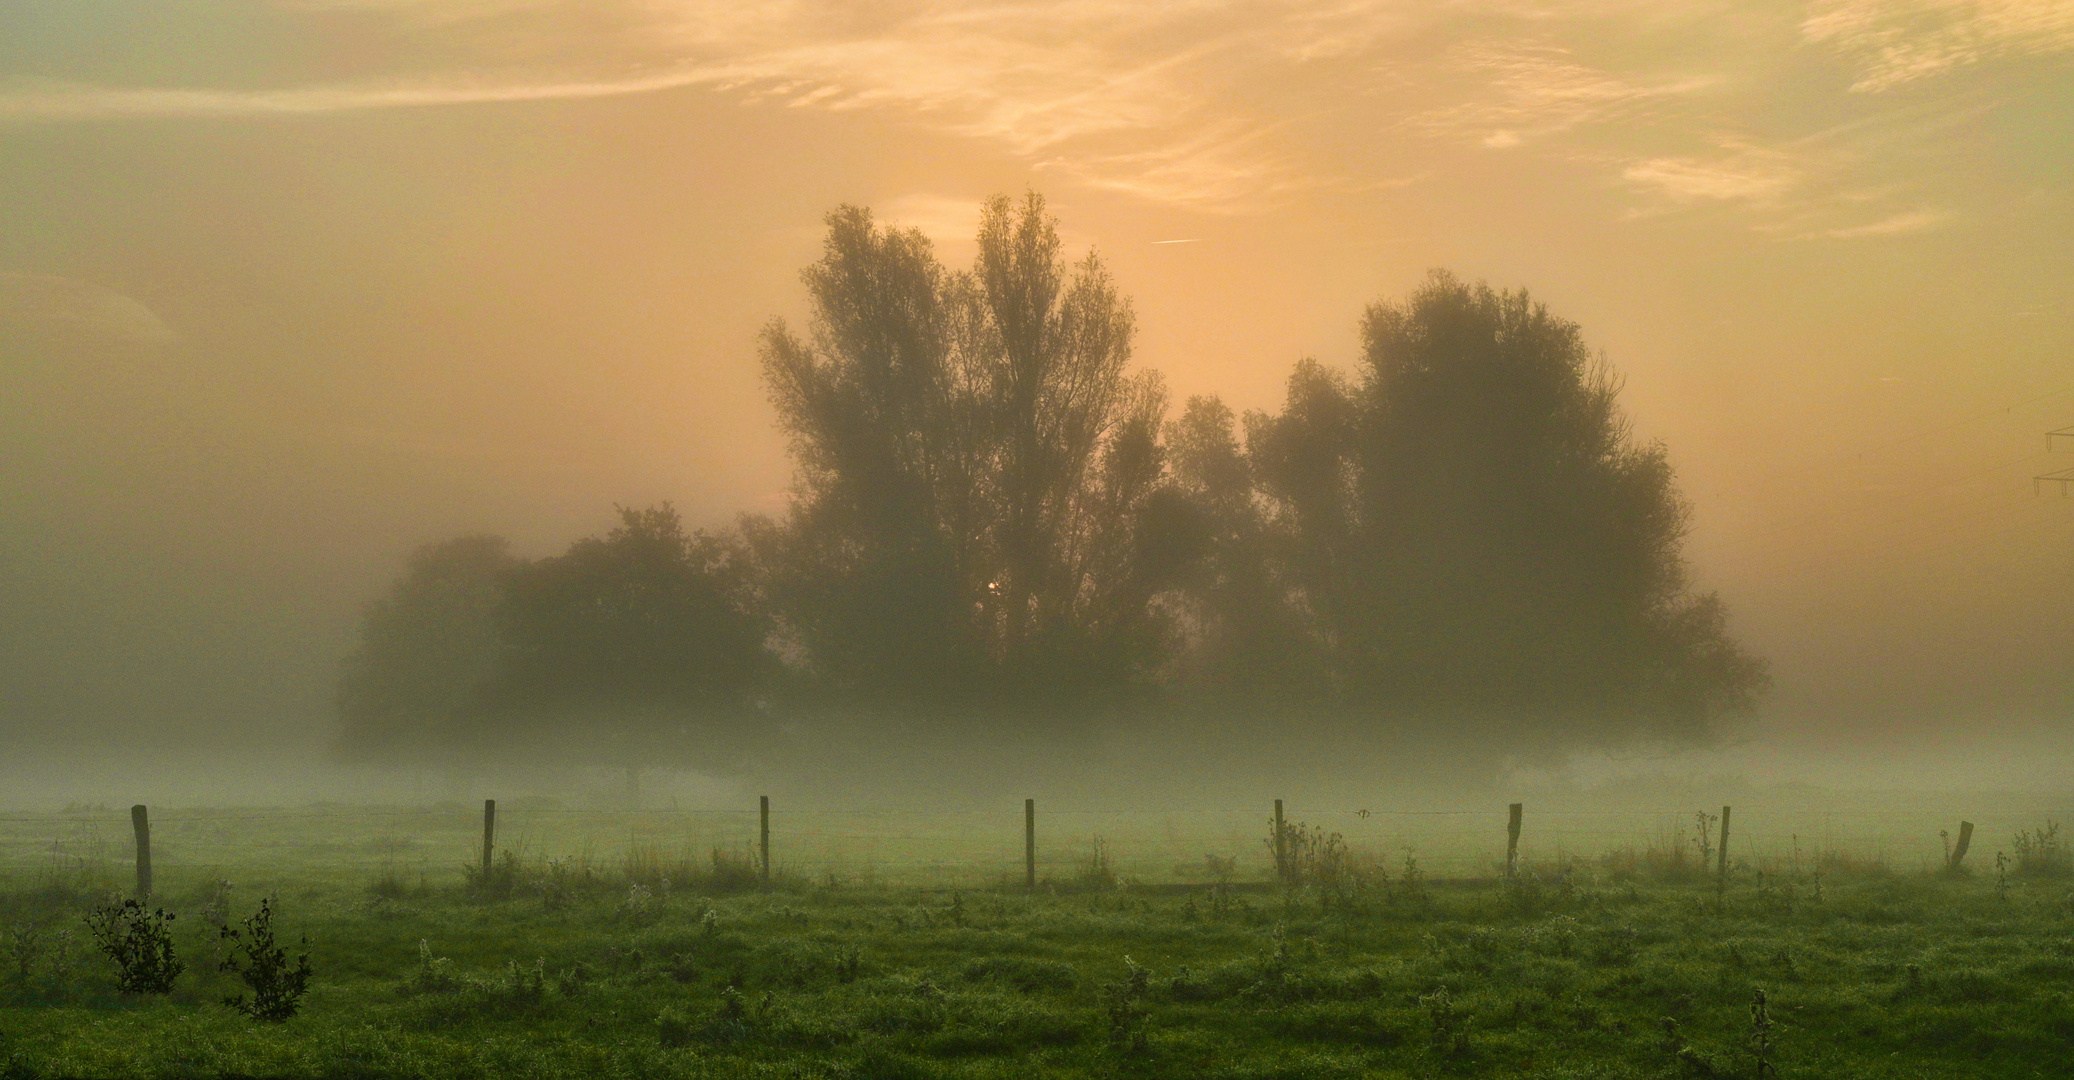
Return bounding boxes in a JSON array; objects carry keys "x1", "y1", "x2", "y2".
[{"x1": 5, "y1": 792, "x2": 2070, "y2": 898}]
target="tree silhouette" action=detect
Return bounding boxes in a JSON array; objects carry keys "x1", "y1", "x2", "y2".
[
  {"x1": 482, "y1": 505, "x2": 768, "y2": 785},
  {"x1": 755, "y1": 193, "x2": 1177, "y2": 741},
  {"x1": 1243, "y1": 271, "x2": 1766, "y2": 749},
  {"x1": 335, "y1": 535, "x2": 514, "y2": 768}
]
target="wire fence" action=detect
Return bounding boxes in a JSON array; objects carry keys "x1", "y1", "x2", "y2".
[{"x1": 5, "y1": 793, "x2": 2070, "y2": 895}]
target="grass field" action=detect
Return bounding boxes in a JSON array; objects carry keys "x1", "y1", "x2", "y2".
[{"x1": 3, "y1": 801, "x2": 2073, "y2": 1078}]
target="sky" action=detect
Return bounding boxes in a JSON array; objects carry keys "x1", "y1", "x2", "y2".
[{"x1": 1, "y1": 0, "x2": 2071, "y2": 790}]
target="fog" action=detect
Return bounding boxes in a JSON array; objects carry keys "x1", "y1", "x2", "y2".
[{"x1": 3, "y1": 0, "x2": 2072, "y2": 815}]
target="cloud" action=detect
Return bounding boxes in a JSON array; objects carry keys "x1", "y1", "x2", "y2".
[
  {"x1": 0, "y1": 0, "x2": 2053, "y2": 222},
  {"x1": 0, "y1": 274, "x2": 176, "y2": 346},
  {"x1": 1809, "y1": 208, "x2": 1950, "y2": 237},
  {"x1": 0, "y1": 69, "x2": 725, "y2": 121},
  {"x1": 1803, "y1": 0, "x2": 2074, "y2": 90},
  {"x1": 1622, "y1": 141, "x2": 1803, "y2": 203},
  {"x1": 1405, "y1": 40, "x2": 1719, "y2": 147}
]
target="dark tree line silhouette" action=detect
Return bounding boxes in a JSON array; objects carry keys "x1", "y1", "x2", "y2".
[{"x1": 335, "y1": 193, "x2": 1766, "y2": 782}]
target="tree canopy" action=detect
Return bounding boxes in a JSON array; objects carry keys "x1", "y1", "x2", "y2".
[
  {"x1": 753, "y1": 193, "x2": 1178, "y2": 730},
  {"x1": 335, "y1": 535, "x2": 514, "y2": 767},
  {"x1": 334, "y1": 507, "x2": 768, "y2": 780},
  {"x1": 1222, "y1": 272, "x2": 1768, "y2": 749},
  {"x1": 337, "y1": 201, "x2": 1765, "y2": 783}
]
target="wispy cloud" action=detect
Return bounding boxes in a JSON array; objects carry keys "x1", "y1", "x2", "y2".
[
  {"x1": 1405, "y1": 40, "x2": 1720, "y2": 148},
  {"x1": 0, "y1": 273, "x2": 175, "y2": 345},
  {"x1": 1803, "y1": 0, "x2": 2074, "y2": 90},
  {"x1": 0, "y1": 68, "x2": 725, "y2": 121},
  {"x1": 0, "y1": 0, "x2": 2057, "y2": 223},
  {"x1": 1806, "y1": 208, "x2": 1950, "y2": 237},
  {"x1": 1622, "y1": 140, "x2": 1803, "y2": 204}
]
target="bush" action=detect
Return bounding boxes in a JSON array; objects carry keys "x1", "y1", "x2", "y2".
[
  {"x1": 2013, "y1": 822, "x2": 2070, "y2": 879},
  {"x1": 83, "y1": 899, "x2": 182, "y2": 994},
  {"x1": 218, "y1": 896, "x2": 313, "y2": 1022}
]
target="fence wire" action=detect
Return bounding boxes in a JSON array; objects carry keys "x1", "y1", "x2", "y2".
[{"x1": 4, "y1": 799, "x2": 2069, "y2": 892}]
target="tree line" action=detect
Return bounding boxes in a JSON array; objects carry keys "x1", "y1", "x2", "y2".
[{"x1": 335, "y1": 192, "x2": 1766, "y2": 785}]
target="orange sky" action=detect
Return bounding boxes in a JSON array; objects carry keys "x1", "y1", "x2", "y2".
[{"x1": 2, "y1": 0, "x2": 2070, "y2": 781}]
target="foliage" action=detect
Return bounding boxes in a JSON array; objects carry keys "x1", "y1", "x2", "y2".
[
  {"x1": 1235, "y1": 272, "x2": 1768, "y2": 751},
  {"x1": 753, "y1": 193, "x2": 1177, "y2": 743},
  {"x1": 10, "y1": 840, "x2": 2074, "y2": 1078},
  {"x1": 335, "y1": 535, "x2": 515, "y2": 766},
  {"x1": 333, "y1": 197, "x2": 1769, "y2": 775},
  {"x1": 217, "y1": 895, "x2": 313, "y2": 1022},
  {"x1": 2012, "y1": 821, "x2": 2069, "y2": 879},
  {"x1": 483, "y1": 504, "x2": 769, "y2": 776},
  {"x1": 82, "y1": 899, "x2": 182, "y2": 994}
]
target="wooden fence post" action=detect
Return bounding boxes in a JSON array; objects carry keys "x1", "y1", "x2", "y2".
[
  {"x1": 1025, "y1": 799, "x2": 1036, "y2": 890},
  {"x1": 130, "y1": 804, "x2": 151, "y2": 899},
  {"x1": 1717, "y1": 805, "x2": 1732, "y2": 894},
  {"x1": 1506, "y1": 803, "x2": 1523, "y2": 878},
  {"x1": 481, "y1": 799, "x2": 496, "y2": 881},
  {"x1": 1950, "y1": 820, "x2": 1975, "y2": 870},
  {"x1": 760, "y1": 795, "x2": 771, "y2": 888},
  {"x1": 1273, "y1": 799, "x2": 1287, "y2": 883}
]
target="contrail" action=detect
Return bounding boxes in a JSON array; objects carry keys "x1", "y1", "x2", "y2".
[{"x1": 1150, "y1": 238, "x2": 1204, "y2": 245}]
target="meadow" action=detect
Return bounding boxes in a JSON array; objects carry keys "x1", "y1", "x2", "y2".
[{"x1": 3, "y1": 798, "x2": 2072, "y2": 1079}]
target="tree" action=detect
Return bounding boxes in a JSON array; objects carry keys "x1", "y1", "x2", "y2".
[
  {"x1": 335, "y1": 535, "x2": 514, "y2": 767},
  {"x1": 1243, "y1": 272, "x2": 1765, "y2": 750},
  {"x1": 1157, "y1": 395, "x2": 1325, "y2": 702},
  {"x1": 482, "y1": 505, "x2": 768, "y2": 786},
  {"x1": 755, "y1": 193, "x2": 1177, "y2": 737}
]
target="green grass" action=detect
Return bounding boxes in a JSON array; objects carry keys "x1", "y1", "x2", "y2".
[{"x1": 6, "y1": 844, "x2": 2074, "y2": 1078}]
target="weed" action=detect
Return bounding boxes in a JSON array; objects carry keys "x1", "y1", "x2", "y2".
[
  {"x1": 2013, "y1": 822, "x2": 2069, "y2": 879},
  {"x1": 1421, "y1": 985, "x2": 1469, "y2": 1057},
  {"x1": 1398, "y1": 850, "x2": 1427, "y2": 905},
  {"x1": 4, "y1": 923, "x2": 48, "y2": 984},
  {"x1": 218, "y1": 895, "x2": 313, "y2": 1022},
  {"x1": 620, "y1": 882, "x2": 661, "y2": 925},
  {"x1": 463, "y1": 848, "x2": 522, "y2": 899},
  {"x1": 502, "y1": 958, "x2": 547, "y2": 1004},
  {"x1": 1996, "y1": 852, "x2": 2011, "y2": 901},
  {"x1": 1747, "y1": 988, "x2": 1777, "y2": 1078},
  {"x1": 369, "y1": 868, "x2": 410, "y2": 900},
  {"x1": 552, "y1": 960, "x2": 592, "y2": 996},
  {"x1": 1693, "y1": 811, "x2": 1718, "y2": 867},
  {"x1": 1077, "y1": 837, "x2": 1117, "y2": 890},
  {"x1": 405, "y1": 940, "x2": 463, "y2": 993},
  {"x1": 835, "y1": 944, "x2": 862, "y2": 983},
  {"x1": 83, "y1": 899, "x2": 182, "y2": 994},
  {"x1": 1096, "y1": 956, "x2": 1151, "y2": 1054},
  {"x1": 1266, "y1": 819, "x2": 1352, "y2": 893},
  {"x1": 708, "y1": 847, "x2": 761, "y2": 892}
]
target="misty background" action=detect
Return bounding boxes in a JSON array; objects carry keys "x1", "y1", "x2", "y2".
[{"x1": 3, "y1": 0, "x2": 2071, "y2": 806}]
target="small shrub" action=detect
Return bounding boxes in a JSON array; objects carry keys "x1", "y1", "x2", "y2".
[
  {"x1": 835, "y1": 944, "x2": 863, "y2": 983},
  {"x1": 1748, "y1": 987, "x2": 1777, "y2": 1078},
  {"x1": 1077, "y1": 838, "x2": 1117, "y2": 890},
  {"x1": 1397, "y1": 850, "x2": 1427, "y2": 904},
  {"x1": 218, "y1": 895, "x2": 313, "y2": 1022},
  {"x1": 368, "y1": 870, "x2": 409, "y2": 901},
  {"x1": 406, "y1": 940, "x2": 464, "y2": 993},
  {"x1": 463, "y1": 849, "x2": 522, "y2": 899},
  {"x1": 2013, "y1": 822, "x2": 2070, "y2": 879},
  {"x1": 500, "y1": 958, "x2": 547, "y2": 1004},
  {"x1": 553, "y1": 960, "x2": 592, "y2": 996},
  {"x1": 1097, "y1": 956, "x2": 1151, "y2": 1053},
  {"x1": 1421, "y1": 985, "x2": 1468, "y2": 1056},
  {"x1": 84, "y1": 899, "x2": 183, "y2": 994},
  {"x1": 620, "y1": 882, "x2": 661, "y2": 925},
  {"x1": 707, "y1": 847, "x2": 761, "y2": 893}
]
